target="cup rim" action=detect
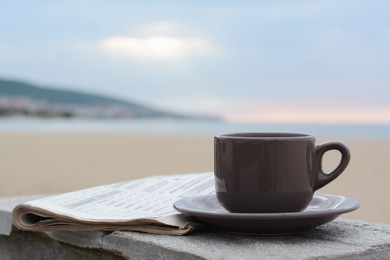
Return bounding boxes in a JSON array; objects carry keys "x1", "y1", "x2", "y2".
[{"x1": 215, "y1": 132, "x2": 314, "y2": 140}]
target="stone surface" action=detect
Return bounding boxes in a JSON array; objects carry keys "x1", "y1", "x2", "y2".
[
  {"x1": 99, "y1": 220, "x2": 390, "y2": 260},
  {"x1": 0, "y1": 229, "x2": 123, "y2": 260},
  {"x1": 1, "y1": 195, "x2": 390, "y2": 260}
]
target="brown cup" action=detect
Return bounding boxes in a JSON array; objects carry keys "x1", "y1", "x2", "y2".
[{"x1": 214, "y1": 133, "x2": 350, "y2": 213}]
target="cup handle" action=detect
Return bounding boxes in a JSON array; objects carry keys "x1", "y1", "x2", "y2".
[{"x1": 314, "y1": 141, "x2": 351, "y2": 190}]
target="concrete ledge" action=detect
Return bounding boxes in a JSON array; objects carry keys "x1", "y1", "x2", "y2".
[
  {"x1": 1, "y1": 195, "x2": 390, "y2": 259},
  {"x1": 1, "y1": 228, "x2": 123, "y2": 260}
]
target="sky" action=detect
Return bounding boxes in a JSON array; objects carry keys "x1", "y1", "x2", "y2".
[{"x1": 0, "y1": 0, "x2": 389, "y2": 124}]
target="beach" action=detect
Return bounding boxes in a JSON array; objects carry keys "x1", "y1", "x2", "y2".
[{"x1": 0, "y1": 132, "x2": 389, "y2": 225}]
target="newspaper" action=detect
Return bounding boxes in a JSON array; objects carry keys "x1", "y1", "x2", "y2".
[{"x1": 12, "y1": 172, "x2": 215, "y2": 235}]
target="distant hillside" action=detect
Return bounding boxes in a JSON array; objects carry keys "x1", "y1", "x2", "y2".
[{"x1": 0, "y1": 78, "x2": 217, "y2": 119}]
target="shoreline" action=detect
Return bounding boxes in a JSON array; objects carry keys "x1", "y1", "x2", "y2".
[{"x1": 0, "y1": 132, "x2": 389, "y2": 225}]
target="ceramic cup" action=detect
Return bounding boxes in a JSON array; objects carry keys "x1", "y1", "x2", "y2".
[{"x1": 214, "y1": 133, "x2": 350, "y2": 213}]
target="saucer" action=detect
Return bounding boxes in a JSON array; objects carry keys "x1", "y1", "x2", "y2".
[{"x1": 174, "y1": 193, "x2": 359, "y2": 235}]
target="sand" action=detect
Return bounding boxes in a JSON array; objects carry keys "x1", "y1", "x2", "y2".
[{"x1": 0, "y1": 132, "x2": 389, "y2": 225}]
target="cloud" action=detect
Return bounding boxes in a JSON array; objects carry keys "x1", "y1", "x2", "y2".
[
  {"x1": 99, "y1": 21, "x2": 213, "y2": 60},
  {"x1": 100, "y1": 36, "x2": 213, "y2": 59}
]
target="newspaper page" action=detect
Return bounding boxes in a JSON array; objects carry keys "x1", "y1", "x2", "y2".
[{"x1": 12, "y1": 172, "x2": 215, "y2": 235}]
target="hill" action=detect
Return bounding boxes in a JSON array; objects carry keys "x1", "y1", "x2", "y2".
[{"x1": 0, "y1": 78, "x2": 212, "y2": 119}]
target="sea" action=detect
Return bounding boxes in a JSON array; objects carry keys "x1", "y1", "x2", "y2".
[{"x1": 0, "y1": 117, "x2": 389, "y2": 139}]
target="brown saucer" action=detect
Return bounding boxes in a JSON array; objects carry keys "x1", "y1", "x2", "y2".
[{"x1": 174, "y1": 193, "x2": 359, "y2": 235}]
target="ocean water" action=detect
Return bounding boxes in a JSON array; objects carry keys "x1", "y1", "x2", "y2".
[{"x1": 0, "y1": 118, "x2": 389, "y2": 139}]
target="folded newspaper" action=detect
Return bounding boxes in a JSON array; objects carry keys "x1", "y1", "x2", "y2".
[{"x1": 12, "y1": 172, "x2": 215, "y2": 235}]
